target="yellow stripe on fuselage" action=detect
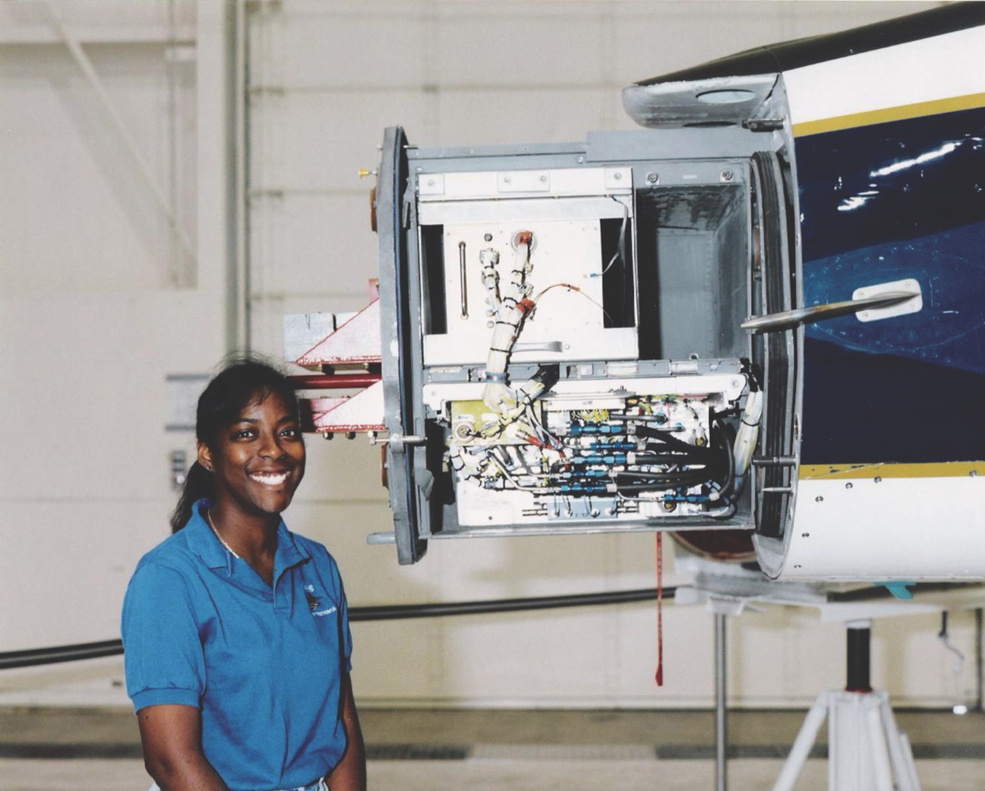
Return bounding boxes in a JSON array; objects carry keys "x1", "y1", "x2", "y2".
[
  {"x1": 799, "y1": 462, "x2": 984, "y2": 480},
  {"x1": 793, "y1": 93, "x2": 985, "y2": 138}
]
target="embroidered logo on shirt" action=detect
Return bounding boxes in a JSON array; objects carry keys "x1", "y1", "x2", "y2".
[
  {"x1": 304, "y1": 584, "x2": 321, "y2": 611},
  {"x1": 305, "y1": 584, "x2": 337, "y2": 617}
]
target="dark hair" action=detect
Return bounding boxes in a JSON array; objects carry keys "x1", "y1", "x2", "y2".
[{"x1": 170, "y1": 355, "x2": 302, "y2": 532}]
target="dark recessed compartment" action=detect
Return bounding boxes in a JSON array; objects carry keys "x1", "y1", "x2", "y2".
[{"x1": 636, "y1": 184, "x2": 749, "y2": 362}]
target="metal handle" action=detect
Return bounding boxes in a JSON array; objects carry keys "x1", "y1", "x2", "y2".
[
  {"x1": 459, "y1": 241, "x2": 468, "y2": 319},
  {"x1": 742, "y1": 291, "x2": 918, "y2": 333}
]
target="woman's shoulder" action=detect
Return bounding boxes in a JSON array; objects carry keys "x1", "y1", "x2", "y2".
[
  {"x1": 289, "y1": 529, "x2": 336, "y2": 564},
  {"x1": 130, "y1": 529, "x2": 201, "y2": 582}
]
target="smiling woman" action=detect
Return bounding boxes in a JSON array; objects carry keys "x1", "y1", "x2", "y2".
[{"x1": 120, "y1": 356, "x2": 366, "y2": 791}]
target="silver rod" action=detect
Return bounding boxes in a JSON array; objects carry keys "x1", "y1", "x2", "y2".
[
  {"x1": 742, "y1": 291, "x2": 917, "y2": 333},
  {"x1": 459, "y1": 241, "x2": 468, "y2": 319},
  {"x1": 715, "y1": 612, "x2": 728, "y2": 791},
  {"x1": 976, "y1": 608, "x2": 983, "y2": 713},
  {"x1": 752, "y1": 456, "x2": 798, "y2": 467}
]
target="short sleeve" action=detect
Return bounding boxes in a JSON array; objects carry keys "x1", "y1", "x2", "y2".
[{"x1": 120, "y1": 562, "x2": 206, "y2": 712}]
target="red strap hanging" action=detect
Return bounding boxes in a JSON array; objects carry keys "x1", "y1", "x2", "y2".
[{"x1": 655, "y1": 532, "x2": 664, "y2": 687}]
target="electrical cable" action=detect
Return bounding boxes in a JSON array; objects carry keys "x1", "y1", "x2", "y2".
[{"x1": 0, "y1": 587, "x2": 677, "y2": 670}]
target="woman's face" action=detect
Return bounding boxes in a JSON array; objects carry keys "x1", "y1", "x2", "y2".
[{"x1": 199, "y1": 391, "x2": 306, "y2": 519}]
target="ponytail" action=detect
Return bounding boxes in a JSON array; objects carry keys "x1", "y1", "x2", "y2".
[{"x1": 170, "y1": 461, "x2": 215, "y2": 532}]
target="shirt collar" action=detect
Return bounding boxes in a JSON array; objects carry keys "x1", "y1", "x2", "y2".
[{"x1": 185, "y1": 499, "x2": 311, "y2": 579}]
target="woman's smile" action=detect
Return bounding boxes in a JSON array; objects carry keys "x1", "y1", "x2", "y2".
[{"x1": 248, "y1": 470, "x2": 291, "y2": 487}]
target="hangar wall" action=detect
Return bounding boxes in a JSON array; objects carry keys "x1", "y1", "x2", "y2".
[{"x1": 1, "y1": 0, "x2": 978, "y2": 710}]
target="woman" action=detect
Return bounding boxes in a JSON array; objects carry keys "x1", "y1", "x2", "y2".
[{"x1": 121, "y1": 358, "x2": 366, "y2": 791}]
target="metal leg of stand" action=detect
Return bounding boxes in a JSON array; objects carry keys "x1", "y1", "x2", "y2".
[
  {"x1": 715, "y1": 612, "x2": 728, "y2": 791},
  {"x1": 772, "y1": 692, "x2": 829, "y2": 791},
  {"x1": 878, "y1": 692, "x2": 921, "y2": 791},
  {"x1": 864, "y1": 696, "x2": 895, "y2": 791}
]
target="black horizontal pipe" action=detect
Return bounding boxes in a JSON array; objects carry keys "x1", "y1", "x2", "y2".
[{"x1": 0, "y1": 587, "x2": 673, "y2": 670}]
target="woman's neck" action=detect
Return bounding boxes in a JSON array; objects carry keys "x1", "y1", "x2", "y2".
[{"x1": 207, "y1": 501, "x2": 279, "y2": 584}]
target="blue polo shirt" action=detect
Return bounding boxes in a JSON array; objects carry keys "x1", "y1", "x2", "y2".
[{"x1": 121, "y1": 500, "x2": 352, "y2": 791}]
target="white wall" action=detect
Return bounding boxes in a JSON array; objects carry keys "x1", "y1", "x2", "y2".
[
  {"x1": 2, "y1": 0, "x2": 978, "y2": 710},
  {"x1": 0, "y1": 0, "x2": 230, "y2": 705}
]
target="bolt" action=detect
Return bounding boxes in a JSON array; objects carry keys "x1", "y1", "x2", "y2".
[
  {"x1": 874, "y1": 476, "x2": 882, "y2": 483},
  {"x1": 484, "y1": 233, "x2": 493, "y2": 241},
  {"x1": 646, "y1": 172, "x2": 659, "y2": 184},
  {"x1": 613, "y1": 171, "x2": 622, "y2": 180},
  {"x1": 815, "y1": 496, "x2": 823, "y2": 503},
  {"x1": 540, "y1": 175, "x2": 547, "y2": 182},
  {"x1": 323, "y1": 432, "x2": 334, "y2": 440},
  {"x1": 576, "y1": 155, "x2": 585, "y2": 163},
  {"x1": 721, "y1": 169, "x2": 734, "y2": 182},
  {"x1": 846, "y1": 482, "x2": 853, "y2": 489},
  {"x1": 503, "y1": 176, "x2": 511, "y2": 183}
]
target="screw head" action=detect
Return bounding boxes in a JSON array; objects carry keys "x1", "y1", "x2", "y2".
[
  {"x1": 721, "y1": 169, "x2": 734, "y2": 182},
  {"x1": 815, "y1": 496, "x2": 824, "y2": 503},
  {"x1": 646, "y1": 172, "x2": 659, "y2": 184}
]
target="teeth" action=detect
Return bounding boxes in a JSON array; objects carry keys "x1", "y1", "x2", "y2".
[{"x1": 250, "y1": 472, "x2": 289, "y2": 486}]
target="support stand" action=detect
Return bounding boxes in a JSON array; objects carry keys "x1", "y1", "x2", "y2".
[
  {"x1": 772, "y1": 620, "x2": 921, "y2": 791},
  {"x1": 715, "y1": 612, "x2": 728, "y2": 791}
]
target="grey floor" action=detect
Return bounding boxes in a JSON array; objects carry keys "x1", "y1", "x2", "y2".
[{"x1": 2, "y1": 707, "x2": 984, "y2": 790}]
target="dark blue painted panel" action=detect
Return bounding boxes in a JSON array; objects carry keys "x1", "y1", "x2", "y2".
[
  {"x1": 802, "y1": 336, "x2": 985, "y2": 465},
  {"x1": 797, "y1": 107, "x2": 985, "y2": 262},
  {"x1": 796, "y1": 109, "x2": 985, "y2": 464}
]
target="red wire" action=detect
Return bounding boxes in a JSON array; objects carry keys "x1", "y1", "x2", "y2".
[{"x1": 655, "y1": 532, "x2": 664, "y2": 687}]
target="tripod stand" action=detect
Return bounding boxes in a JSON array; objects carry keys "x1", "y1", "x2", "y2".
[{"x1": 772, "y1": 619, "x2": 921, "y2": 791}]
